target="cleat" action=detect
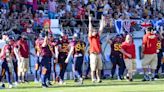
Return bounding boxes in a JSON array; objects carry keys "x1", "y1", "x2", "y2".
[
  {"x1": 42, "y1": 84, "x2": 48, "y2": 88},
  {"x1": 9, "y1": 84, "x2": 13, "y2": 88},
  {"x1": 34, "y1": 79, "x2": 39, "y2": 83},
  {"x1": 97, "y1": 80, "x2": 102, "y2": 83},
  {"x1": 129, "y1": 79, "x2": 133, "y2": 82}
]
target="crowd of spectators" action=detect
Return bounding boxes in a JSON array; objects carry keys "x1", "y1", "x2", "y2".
[{"x1": 0, "y1": 0, "x2": 163, "y2": 36}]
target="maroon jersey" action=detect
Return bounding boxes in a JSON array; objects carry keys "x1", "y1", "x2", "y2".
[
  {"x1": 110, "y1": 36, "x2": 123, "y2": 57},
  {"x1": 154, "y1": 33, "x2": 162, "y2": 55},
  {"x1": 162, "y1": 38, "x2": 164, "y2": 50},
  {"x1": 156, "y1": 36, "x2": 162, "y2": 51},
  {"x1": 48, "y1": 38, "x2": 57, "y2": 56},
  {"x1": 35, "y1": 38, "x2": 44, "y2": 56},
  {"x1": 41, "y1": 38, "x2": 54, "y2": 57},
  {"x1": 1, "y1": 44, "x2": 12, "y2": 60},
  {"x1": 58, "y1": 40, "x2": 69, "y2": 54},
  {"x1": 17, "y1": 39, "x2": 29, "y2": 58},
  {"x1": 71, "y1": 40, "x2": 86, "y2": 56},
  {"x1": 41, "y1": 45, "x2": 52, "y2": 57}
]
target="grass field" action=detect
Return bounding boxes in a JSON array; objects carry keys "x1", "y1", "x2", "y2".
[{"x1": 1, "y1": 78, "x2": 164, "y2": 92}]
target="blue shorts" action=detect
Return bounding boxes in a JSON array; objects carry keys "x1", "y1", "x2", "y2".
[{"x1": 73, "y1": 56, "x2": 84, "y2": 71}]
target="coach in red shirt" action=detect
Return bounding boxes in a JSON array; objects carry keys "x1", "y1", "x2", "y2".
[
  {"x1": 121, "y1": 34, "x2": 136, "y2": 81},
  {"x1": 17, "y1": 34, "x2": 29, "y2": 83},
  {"x1": 88, "y1": 14, "x2": 105, "y2": 83},
  {"x1": 141, "y1": 27, "x2": 158, "y2": 81}
]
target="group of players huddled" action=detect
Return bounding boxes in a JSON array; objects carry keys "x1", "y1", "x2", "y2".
[
  {"x1": 0, "y1": 15, "x2": 164, "y2": 88},
  {"x1": 34, "y1": 31, "x2": 86, "y2": 88},
  {"x1": 0, "y1": 30, "x2": 87, "y2": 88}
]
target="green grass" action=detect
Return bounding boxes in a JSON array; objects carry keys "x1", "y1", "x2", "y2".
[{"x1": 1, "y1": 79, "x2": 164, "y2": 92}]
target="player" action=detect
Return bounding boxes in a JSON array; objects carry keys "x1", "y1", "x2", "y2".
[
  {"x1": 56, "y1": 34, "x2": 69, "y2": 84},
  {"x1": 34, "y1": 32, "x2": 45, "y2": 82},
  {"x1": 107, "y1": 34, "x2": 125, "y2": 80},
  {"x1": 65, "y1": 33, "x2": 86, "y2": 84},
  {"x1": 0, "y1": 37, "x2": 15, "y2": 88}
]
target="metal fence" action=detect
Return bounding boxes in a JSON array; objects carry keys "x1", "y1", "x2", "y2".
[{"x1": 0, "y1": 18, "x2": 145, "y2": 34}]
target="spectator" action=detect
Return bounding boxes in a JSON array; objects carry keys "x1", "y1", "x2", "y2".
[
  {"x1": 48, "y1": 0, "x2": 58, "y2": 19},
  {"x1": 1, "y1": 0, "x2": 9, "y2": 9},
  {"x1": 66, "y1": 1, "x2": 71, "y2": 12},
  {"x1": 103, "y1": 0, "x2": 111, "y2": 16},
  {"x1": 96, "y1": 0, "x2": 104, "y2": 19}
]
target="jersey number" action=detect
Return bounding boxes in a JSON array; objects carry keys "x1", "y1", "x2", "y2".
[
  {"x1": 157, "y1": 41, "x2": 161, "y2": 50},
  {"x1": 61, "y1": 43, "x2": 68, "y2": 52},
  {"x1": 75, "y1": 43, "x2": 85, "y2": 51},
  {"x1": 114, "y1": 44, "x2": 121, "y2": 51}
]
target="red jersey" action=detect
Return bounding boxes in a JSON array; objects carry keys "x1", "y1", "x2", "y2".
[
  {"x1": 121, "y1": 42, "x2": 136, "y2": 59},
  {"x1": 76, "y1": 7, "x2": 85, "y2": 19},
  {"x1": 142, "y1": 33, "x2": 158, "y2": 54},
  {"x1": 89, "y1": 34, "x2": 101, "y2": 54},
  {"x1": 17, "y1": 39, "x2": 29, "y2": 58}
]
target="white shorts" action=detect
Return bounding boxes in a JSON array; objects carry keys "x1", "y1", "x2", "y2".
[
  {"x1": 18, "y1": 57, "x2": 29, "y2": 72},
  {"x1": 90, "y1": 53, "x2": 103, "y2": 71}
]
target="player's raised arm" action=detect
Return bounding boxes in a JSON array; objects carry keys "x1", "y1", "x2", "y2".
[
  {"x1": 42, "y1": 31, "x2": 48, "y2": 47},
  {"x1": 99, "y1": 15, "x2": 105, "y2": 36},
  {"x1": 88, "y1": 14, "x2": 92, "y2": 37},
  {"x1": 55, "y1": 45, "x2": 59, "y2": 59}
]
